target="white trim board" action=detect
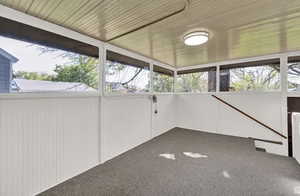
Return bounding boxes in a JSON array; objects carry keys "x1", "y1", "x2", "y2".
[
  {"x1": 104, "y1": 43, "x2": 175, "y2": 71},
  {"x1": 177, "y1": 52, "x2": 300, "y2": 71}
]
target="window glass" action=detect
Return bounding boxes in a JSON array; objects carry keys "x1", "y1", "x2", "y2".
[
  {"x1": 105, "y1": 51, "x2": 150, "y2": 93},
  {"x1": 153, "y1": 65, "x2": 174, "y2": 92},
  {"x1": 0, "y1": 35, "x2": 98, "y2": 93},
  {"x1": 220, "y1": 60, "x2": 280, "y2": 92},
  {"x1": 288, "y1": 58, "x2": 300, "y2": 92},
  {"x1": 176, "y1": 67, "x2": 216, "y2": 92}
]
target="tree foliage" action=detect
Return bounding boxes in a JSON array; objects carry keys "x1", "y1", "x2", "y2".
[
  {"x1": 14, "y1": 71, "x2": 54, "y2": 81},
  {"x1": 14, "y1": 46, "x2": 99, "y2": 89},
  {"x1": 176, "y1": 72, "x2": 209, "y2": 92},
  {"x1": 229, "y1": 65, "x2": 280, "y2": 91},
  {"x1": 105, "y1": 61, "x2": 150, "y2": 93},
  {"x1": 17, "y1": 45, "x2": 300, "y2": 92},
  {"x1": 53, "y1": 55, "x2": 99, "y2": 89},
  {"x1": 288, "y1": 63, "x2": 300, "y2": 90},
  {"x1": 153, "y1": 73, "x2": 174, "y2": 92}
]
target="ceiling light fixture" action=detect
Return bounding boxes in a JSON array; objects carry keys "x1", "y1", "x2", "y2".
[{"x1": 183, "y1": 31, "x2": 209, "y2": 46}]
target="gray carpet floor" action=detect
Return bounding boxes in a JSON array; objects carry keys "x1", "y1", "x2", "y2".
[{"x1": 38, "y1": 128, "x2": 300, "y2": 196}]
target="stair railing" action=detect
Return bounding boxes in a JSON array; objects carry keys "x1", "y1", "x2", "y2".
[{"x1": 212, "y1": 95, "x2": 287, "y2": 139}]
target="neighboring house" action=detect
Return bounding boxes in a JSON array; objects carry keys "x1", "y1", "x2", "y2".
[
  {"x1": 106, "y1": 82, "x2": 142, "y2": 93},
  {"x1": 0, "y1": 47, "x2": 96, "y2": 93},
  {"x1": 0, "y1": 48, "x2": 18, "y2": 93},
  {"x1": 11, "y1": 79, "x2": 96, "y2": 92},
  {"x1": 106, "y1": 82, "x2": 128, "y2": 93}
]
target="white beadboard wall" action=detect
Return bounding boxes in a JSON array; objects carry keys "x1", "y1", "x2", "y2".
[
  {"x1": 175, "y1": 93, "x2": 287, "y2": 156},
  {"x1": 152, "y1": 95, "x2": 176, "y2": 138},
  {"x1": 101, "y1": 95, "x2": 176, "y2": 163},
  {"x1": 0, "y1": 97, "x2": 100, "y2": 196},
  {"x1": 0, "y1": 92, "x2": 291, "y2": 195},
  {"x1": 0, "y1": 94, "x2": 177, "y2": 196},
  {"x1": 101, "y1": 96, "x2": 152, "y2": 162}
]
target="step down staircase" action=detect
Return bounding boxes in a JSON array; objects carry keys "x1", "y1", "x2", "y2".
[{"x1": 256, "y1": 147, "x2": 266, "y2": 152}]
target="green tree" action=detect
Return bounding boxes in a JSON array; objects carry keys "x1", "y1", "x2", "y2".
[
  {"x1": 288, "y1": 63, "x2": 300, "y2": 90},
  {"x1": 53, "y1": 55, "x2": 99, "y2": 89},
  {"x1": 105, "y1": 61, "x2": 150, "y2": 93},
  {"x1": 230, "y1": 66, "x2": 280, "y2": 91},
  {"x1": 176, "y1": 72, "x2": 209, "y2": 92},
  {"x1": 31, "y1": 46, "x2": 99, "y2": 89},
  {"x1": 153, "y1": 73, "x2": 174, "y2": 92},
  {"x1": 13, "y1": 54, "x2": 99, "y2": 89},
  {"x1": 14, "y1": 71, "x2": 54, "y2": 81}
]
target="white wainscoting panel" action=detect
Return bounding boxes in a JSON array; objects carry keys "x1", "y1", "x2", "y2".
[
  {"x1": 152, "y1": 95, "x2": 176, "y2": 138},
  {"x1": 101, "y1": 96, "x2": 152, "y2": 162},
  {"x1": 0, "y1": 97, "x2": 99, "y2": 196},
  {"x1": 175, "y1": 93, "x2": 287, "y2": 155}
]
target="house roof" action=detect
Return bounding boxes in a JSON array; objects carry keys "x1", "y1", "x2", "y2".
[
  {"x1": 0, "y1": 48, "x2": 18, "y2": 63},
  {"x1": 12, "y1": 79, "x2": 96, "y2": 92}
]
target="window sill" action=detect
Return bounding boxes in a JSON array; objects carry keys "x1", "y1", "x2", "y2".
[
  {"x1": 216, "y1": 91, "x2": 282, "y2": 95},
  {"x1": 174, "y1": 91, "x2": 281, "y2": 96},
  {"x1": 174, "y1": 92, "x2": 216, "y2": 95},
  {"x1": 103, "y1": 92, "x2": 152, "y2": 98},
  {"x1": 0, "y1": 91, "x2": 100, "y2": 100},
  {"x1": 153, "y1": 92, "x2": 175, "y2": 95},
  {"x1": 103, "y1": 92, "x2": 176, "y2": 99}
]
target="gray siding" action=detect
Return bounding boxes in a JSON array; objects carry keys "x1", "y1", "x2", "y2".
[{"x1": 0, "y1": 56, "x2": 11, "y2": 93}]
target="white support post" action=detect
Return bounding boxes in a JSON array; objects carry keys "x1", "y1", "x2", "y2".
[
  {"x1": 216, "y1": 65, "x2": 220, "y2": 92},
  {"x1": 281, "y1": 55, "x2": 288, "y2": 93},
  {"x1": 98, "y1": 44, "x2": 104, "y2": 164},
  {"x1": 98, "y1": 45, "x2": 105, "y2": 96},
  {"x1": 280, "y1": 55, "x2": 288, "y2": 152},
  {"x1": 174, "y1": 71, "x2": 178, "y2": 93},
  {"x1": 150, "y1": 62, "x2": 154, "y2": 94}
]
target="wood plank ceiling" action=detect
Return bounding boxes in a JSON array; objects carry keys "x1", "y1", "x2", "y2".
[{"x1": 1, "y1": 0, "x2": 300, "y2": 67}]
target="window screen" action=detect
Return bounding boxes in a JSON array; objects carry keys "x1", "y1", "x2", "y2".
[
  {"x1": 176, "y1": 67, "x2": 216, "y2": 92},
  {"x1": 220, "y1": 59, "x2": 280, "y2": 92},
  {"x1": 105, "y1": 50, "x2": 150, "y2": 93},
  {"x1": 0, "y1": 17, "x2": 99, "y2": 93},
  {"x1": 288, "y1": 56, "x2": 300, "y2": 92},
  {"x1": 153, "y1": 65, "x2": 174, "y2": 92}
]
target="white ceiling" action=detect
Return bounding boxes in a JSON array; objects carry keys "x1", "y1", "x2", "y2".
[{"x1": 1, "y1": 0, "x2": 300, "y2": 67}]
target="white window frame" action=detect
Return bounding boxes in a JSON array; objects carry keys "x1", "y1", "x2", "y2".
[
  {"x1": 175, "y1": 65, "x2": 217, "y2": 94},
  {"x1": 175, "y1": 52, "x2": 300, "y2": 95},
  {"x1": 3, "y1": 4, "x2": 300, "y2": 98},
  {"x1": 152, "y1": 62, "x2": 176, "y2": 95},
  {"x1": 103, "y1": 43, "x2": 175, "y2": 97},
  {"x1": 0, "y1": 4, "x2": 103, "y2": 99}
]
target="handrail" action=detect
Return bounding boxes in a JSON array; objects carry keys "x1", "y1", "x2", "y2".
[
  {"x1": 211, "y1": 95, "x2": 287, "y2": 139},
  {"x1": 248, "y1": 137, "x2": 283, "y2": 145}
]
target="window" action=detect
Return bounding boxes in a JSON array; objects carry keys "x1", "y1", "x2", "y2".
[
  {"x1": 288, "y1": 56, "x2": 300, "y2": 92},
  {"x1": 176, "y1": 67, "x2": 216, "y2": 92},
  {"x1": 0, "y1": 39, "x2": 99, "y2": 93},
  {"x1": 0, "y1": 17, "x2": 99, "y2": 94},
  {"x1": 153, "y1": 65, "x2": 174, "y2": 92},
  {"x1": 220, "y1": 59, "x2": 280, "y2": 92},
  {"x1": 105, "y1": 50, "x2": 150, "y2": 93}
]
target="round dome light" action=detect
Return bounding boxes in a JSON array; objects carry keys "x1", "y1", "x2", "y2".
[{"x1": 183, "y1": 31, "x2": 209, "y2": 46}]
